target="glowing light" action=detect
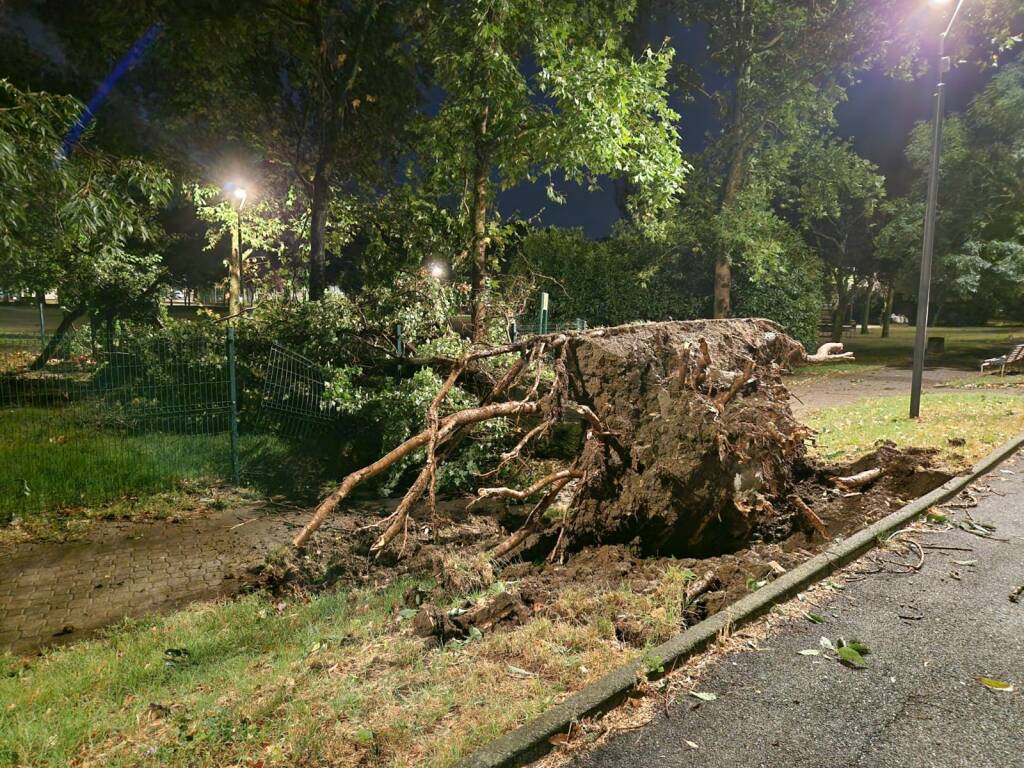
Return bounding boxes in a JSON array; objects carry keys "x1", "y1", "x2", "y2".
[
  {"x1": 928, "y1": 0, "x2": 953, "y2": 7},
  {"x1": 429, "y1": 263, "x2": 447, "y2": 279},
  {"x1": 233, "y1": 188, "x2": 247, "y2": 201}
]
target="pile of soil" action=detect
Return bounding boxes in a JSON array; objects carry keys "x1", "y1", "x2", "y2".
[
  {"x1": 559, "y1": 319, "x2": 810, "y2": 556},
  {"x1": 257, "y1": 441, "x2": 952, "y2": 648}
]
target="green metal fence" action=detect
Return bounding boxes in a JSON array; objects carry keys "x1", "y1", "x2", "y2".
[
  {"x1": 0, "y1": 328, "x2": 332, "y2": 521},
  {"x1": 256, "y1": 342, "x2": 336, "y2": 438}
]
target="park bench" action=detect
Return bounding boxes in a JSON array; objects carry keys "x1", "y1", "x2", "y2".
[{"x1": 981, "y1": 343, "x2": 1024, "y2": 375}]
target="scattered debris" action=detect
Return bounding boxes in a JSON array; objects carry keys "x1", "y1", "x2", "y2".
[
  {"x1": 897, "y1": 605, "x2": 924, "y2": 621},
  {"x1": 835, "y1": 639, "x2": 870, "y2": 669},
  {"x1": 689, "y1": 691, "x2": 717, "y2": 702},
  {"x1": 1010, "y1": 585, "x2": 1024, "y2": 604},
  {"x1": 977, "y1": 676, "x2": 1014, "y2": 692}
]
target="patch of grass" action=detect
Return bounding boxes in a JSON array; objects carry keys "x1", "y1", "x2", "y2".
[
  {"x1": 835, "y1": 325, "x2": 1024, "y2": 370},
  {"x1": 807, "y1": 392, "x2": 1024, "y2": 466},
  {"x1": 0, "y1": 405, "x2": 324, "y2": 533},
  {"x1": 790, "y1": 325, "x2": 1024, "y2": 383},
  {"x1": 0, "y1": 406, "x2": 233, "y2": 516},
  {"x1": 0, "y1": 573, "x2": 648, "y2": 767},
  {"x1": 787, "y1": 362, "x2": 883, "y2": 383},
  {"x1": 935, "y1": 373, "x2": 1024, "y2": 391}
]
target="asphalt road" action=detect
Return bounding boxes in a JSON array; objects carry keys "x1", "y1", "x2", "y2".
[{"x1": 573, "y1": 455, "x2": 1024, "y2": 768}]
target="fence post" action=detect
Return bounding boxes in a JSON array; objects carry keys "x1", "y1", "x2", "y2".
[
  {"x1": 538, "y1": 292, "x2": 549, "y2": 335},
  {"x1": 226, "y1": 327, "x2": 241, "y2": 485},
  {"x1": 509, "y1": 318, "x2": 517, "y2": 343},
  {"x1": 36, "y1": 291, "x2": 46, "y2": 350}
]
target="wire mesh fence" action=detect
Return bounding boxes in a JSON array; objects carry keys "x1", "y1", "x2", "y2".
[
  {"x1": 256, "y1": 343, "x2": 336, "y2": 438},
  {"x1": 0, "y1": 327, "x2": 337, "y2": 521},
  {"x1": 0, "y1": 331, "x2": 236, "y2": 520}
]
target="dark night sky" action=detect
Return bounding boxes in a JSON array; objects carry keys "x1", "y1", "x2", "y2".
[
  {"x1": 498, "y1": 22, "x2": 995, "y2": 239},
  {"x1": 2, "y1": 6, "x2": 997, "y2": 241}
]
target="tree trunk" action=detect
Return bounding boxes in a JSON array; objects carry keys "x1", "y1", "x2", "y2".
[
  {"x1": 881, "y1": 283, "x2": 894, "y2": 338},
  {"x1": 308, "y1": 151, "x2": 334, "y2": 302},
  {"x1": 713, "y1": 153, "x2": 744, "y2": 319},
  {"x1": 305, "y1": 5, "x2": 371, "y2": 302},
  {"x1": 228, "y1": 210, "x2": 242, "y2": 316},
  {"x1": 830, "y1": 303, "x2": 846, "y2": 344},
  {"x1": 31, "y1": 306, "x2": 85, "y2": 370},
  {"x1": 830, "y1": 271, "x2": 851, "y2": 344},
  {"x1": 860, "y1": 278, "x2": 872, "y2": 335},
  {"x1": 469, "y1": 109, "x2": 491, "y2": 342}
]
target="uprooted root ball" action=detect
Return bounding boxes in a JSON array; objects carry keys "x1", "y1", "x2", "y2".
[{"x1": 292, "y1": 319, "x2": 852, "y2": 560}]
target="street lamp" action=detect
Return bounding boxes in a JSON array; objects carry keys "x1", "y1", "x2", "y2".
[
  {"x1": 428, "y1": 262, "x2": 447, "y2": 280},
  {"x1": 909, "y1": 0, "x2": 965, "y2": 418},
  {"x1": 226, "y1": 184, "x2": 247, "y2": 317}
]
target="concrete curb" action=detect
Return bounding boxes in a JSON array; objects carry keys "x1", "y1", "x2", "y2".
[{"x1": 456, "y1": 432, "x2": 1024, "y2": 768}]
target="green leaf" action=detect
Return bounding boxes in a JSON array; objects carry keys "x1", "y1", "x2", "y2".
[
  {"x1": 977, "y1": 677, "x2": 1014, "y2": 692},
  {"x1": 398, "y1": 608, "x2": 418, "y2": 620},
  {"x1": 837, "y1": 646, "x2": 867, "y2": 669},
  {"x1": 844, "y1": 640, "x2": 871, "y2": 655},
  {"x1": 805, "y1": 612, "x2": 827, "y2": 624}
]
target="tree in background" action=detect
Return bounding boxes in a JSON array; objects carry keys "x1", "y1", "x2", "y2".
[
  {"x1": 783, "y1": 138, "x2": 886, "y2": 342},
  {"x1": 881, "y1": 56, "x2": 1024, "y2": 326},
  {"x1": 31, "y1": 0, "x2": 422, "y2": 301},
  {"x1": 415, "y1": 0, "x2": 687, "y2": 341},
  {"x1": 0, "y1": 80, "x2": 172, "y2": 364}
]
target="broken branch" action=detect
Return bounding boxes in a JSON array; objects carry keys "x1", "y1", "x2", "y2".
[
  {"x1": 833, "y1": 467, "x2": 883, "y2": 492},
  {"x1": 788, "y1": 494, "x2": 830, "y2": 540}
]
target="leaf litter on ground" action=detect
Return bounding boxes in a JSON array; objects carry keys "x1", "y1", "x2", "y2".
[{"x1": 977, "y1": 677, "x2": 1014, "y2": 692}]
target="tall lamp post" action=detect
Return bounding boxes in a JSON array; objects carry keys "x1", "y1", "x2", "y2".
[
  {"x1": 227, "y1": 185, "x2": 247, "y2": 317},
  {"x1": 910, "y1": 0, "x2": 965, "y2": 418}
]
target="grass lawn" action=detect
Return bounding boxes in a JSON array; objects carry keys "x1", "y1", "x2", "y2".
[
  {"x1": 0, "y1": 570, "x2": 699, "y2": 767},
  {"x1": 807, "y1": 392, "x2": 1024, "y2": 467},
  {"x1": 0, "y1": 407, "x2": 234, "y2": 519},
  {"x1": 0, "y1": 405, "x2": 318, "y2": 540},
  {"x1": 790, "y1": 325, "x2": 1024, "y2": 383},
  {"x1": 3, "y1": 388, "x2": 1021, "y2": 767}
]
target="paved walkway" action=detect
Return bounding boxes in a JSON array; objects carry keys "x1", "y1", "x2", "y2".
[
  {"x1": 788, "y1": 366, "x2": 972, "y2": 418},
  {"x1": 573, "y1": 454, "x2": 1024, "y2": 768},
  {"x1": 0, "y1": 506, "x2": 313, "y2": 653}
]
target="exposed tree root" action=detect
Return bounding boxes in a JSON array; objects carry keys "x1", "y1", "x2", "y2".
[
  {"x1": 834, "y1": 467, "x2": 884, "y2": 491},
  {"x1": 293, "y1": 319, "x2": 851, "y2": 559}
]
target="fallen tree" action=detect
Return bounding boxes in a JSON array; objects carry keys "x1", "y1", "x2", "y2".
[{"x1": 292, "y1": 319, "x2": 853, "y2": 558}]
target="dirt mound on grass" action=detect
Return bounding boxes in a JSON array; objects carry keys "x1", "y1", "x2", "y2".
[
  {"x1": 559, "y1": 320, "x2": 811, "y2": 557},
  {"x1": 257, "y1": 443, "x2": 952, "y2": 647}
]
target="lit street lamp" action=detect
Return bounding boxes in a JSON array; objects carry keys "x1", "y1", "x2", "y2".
[
  {"x1": 910, "y1": 0, "x2": 965, "y2": 418},
  {"x1": 227, "y1": 185, "x2": 247, "y2": 317},
  {"x1": 428, "y1": 262, "x2": 447, "y2": 280}
]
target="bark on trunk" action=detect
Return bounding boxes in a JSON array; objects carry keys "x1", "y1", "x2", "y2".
[
  {"x1": 713, "y1": 60, "x2": 749, "y2": 320},
  {"x1": 31, "y1": 307, "x2": 85, "y2": 370},
  {"x1": 881, "y1": 283, "x2": 894, "y2": 338},
  {"x1": 469, "y1": 109, "x2": 491, "y2": 343},
  {"x1": 830, "y1": 271, "x2": 852, "y2": 344},
  {"x1": 860, "y1": 279, "x2": 872, "y2": 335},
  {"x1": 308, "y1": 151, "x2": 334, "y2": 302}
]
